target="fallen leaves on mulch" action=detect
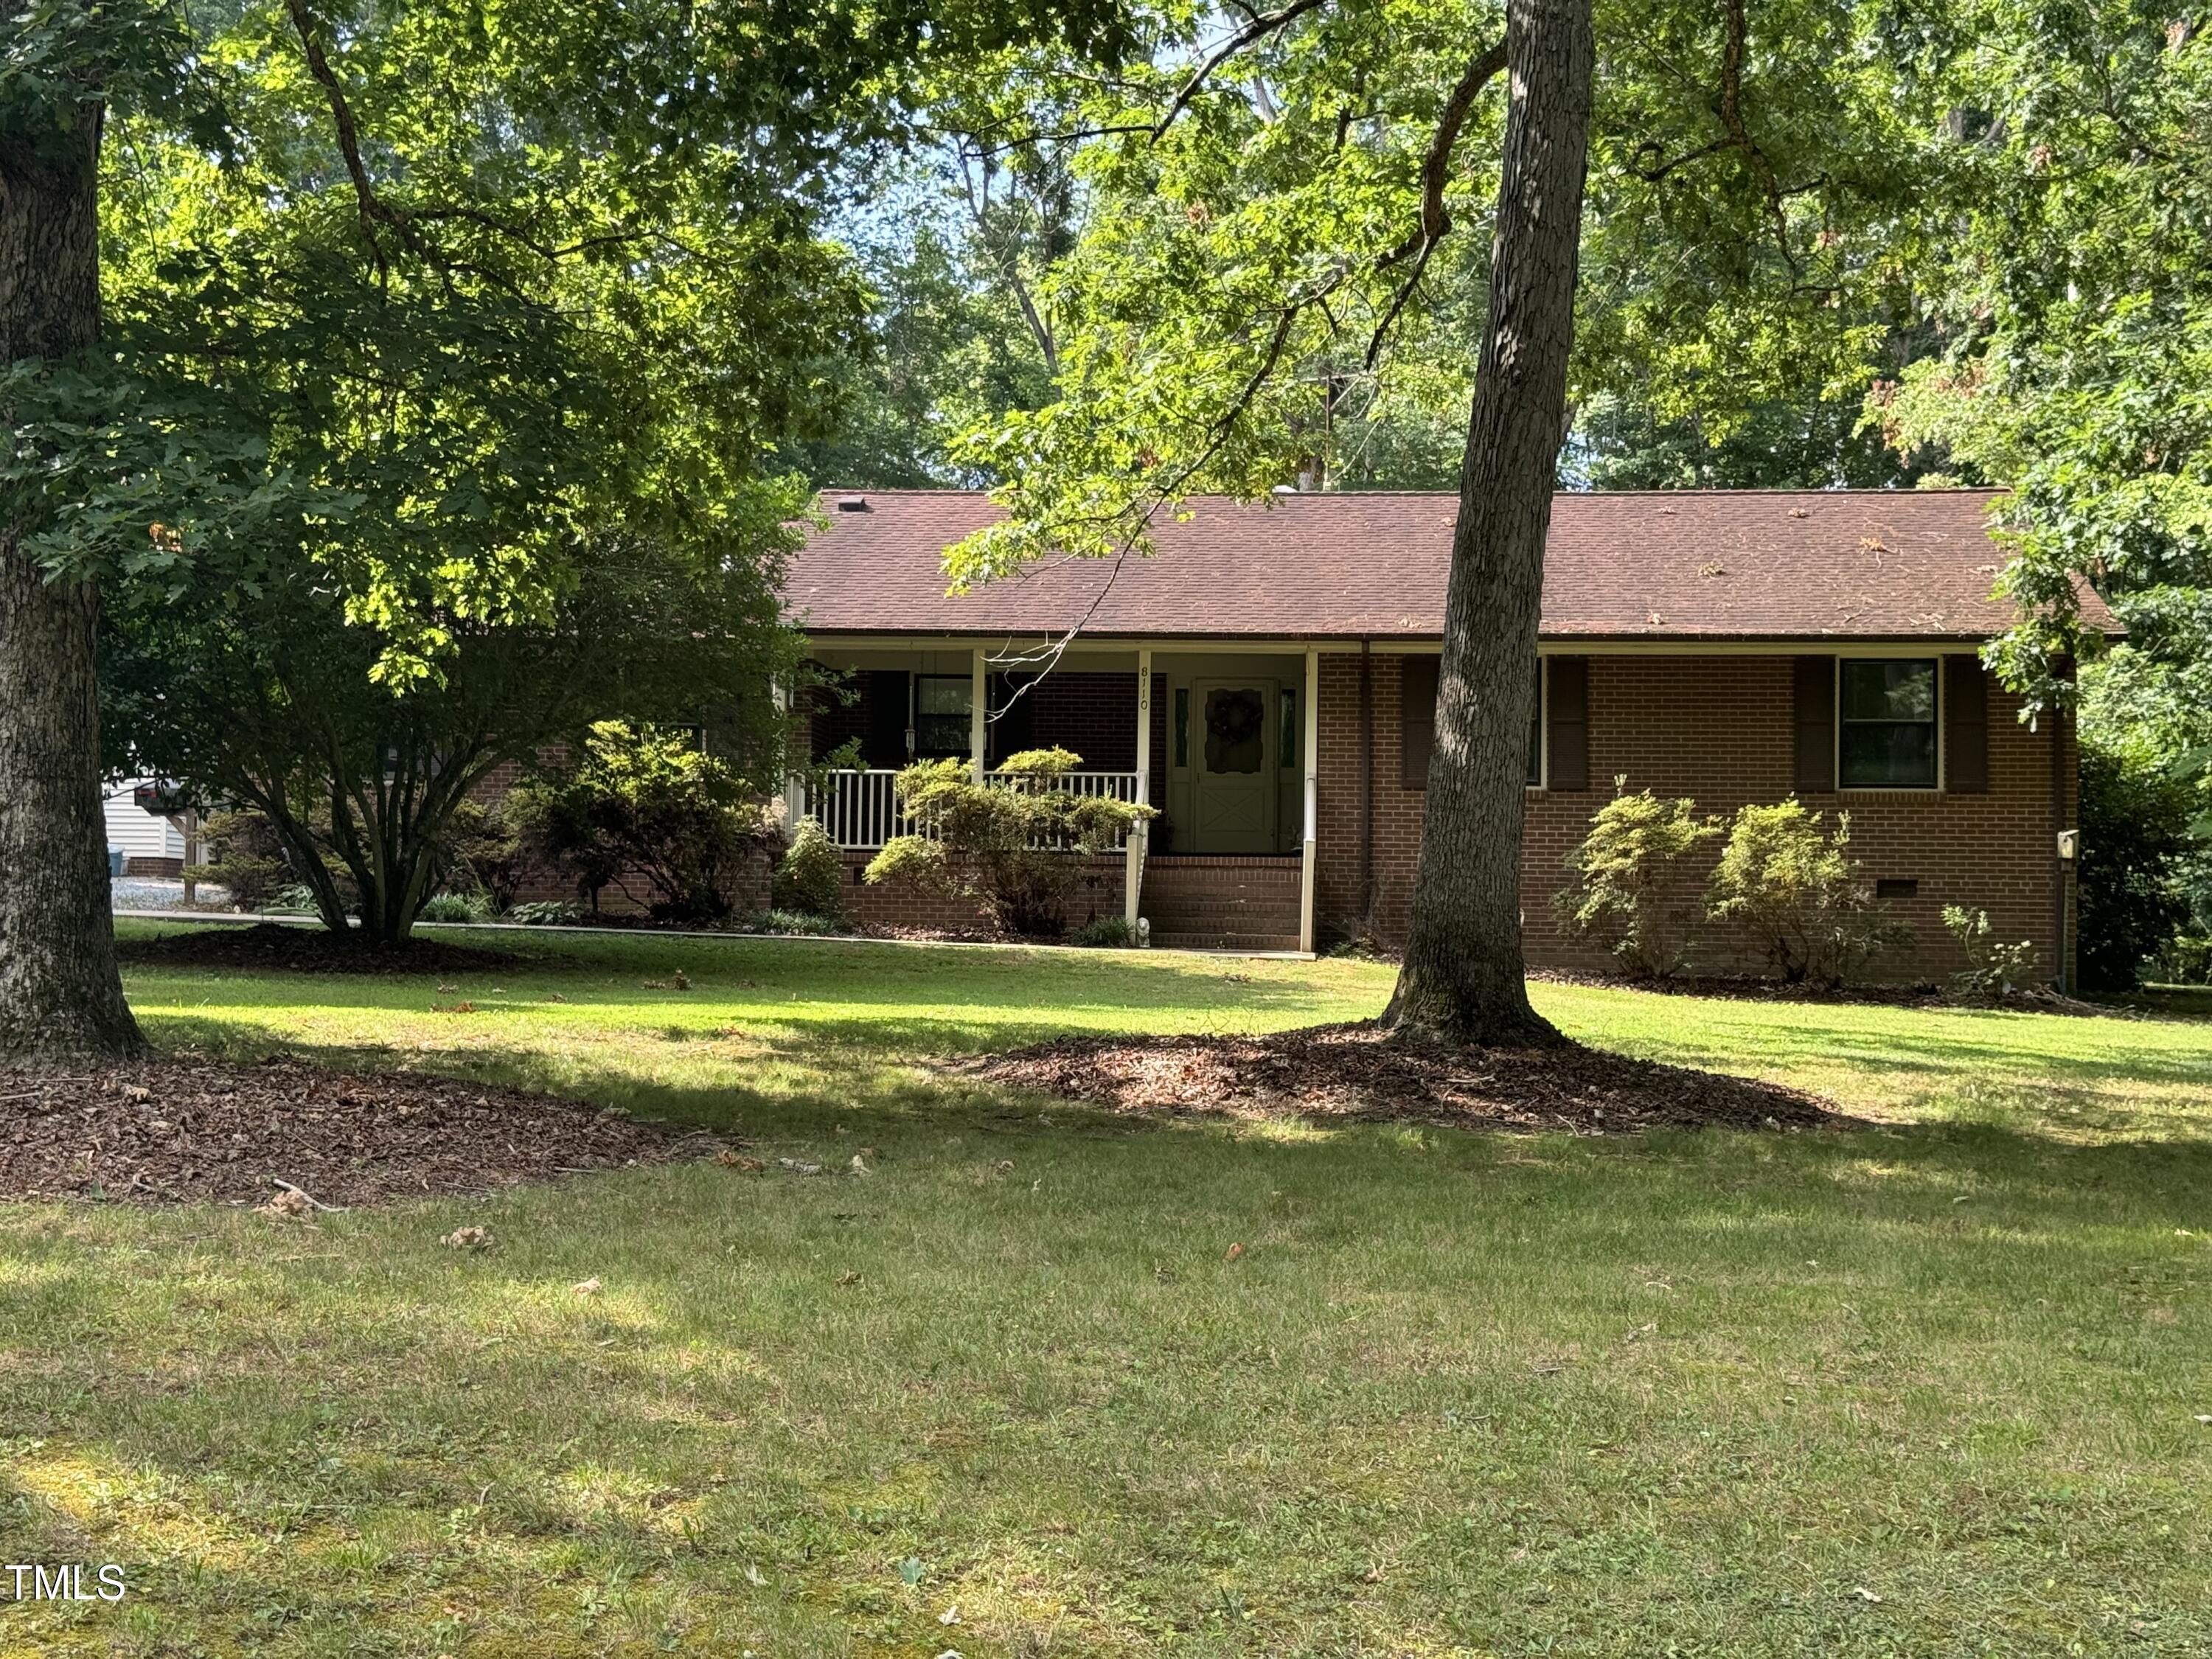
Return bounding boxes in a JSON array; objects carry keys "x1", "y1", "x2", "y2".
[
  {"x1": 0, "y1": 1057, "x2": 708, "y2": 1206},
  {"x1": 964, "y1": 1023, "x2": 1846, "y2": 1135},
  {"x1": 119, "y1": 922, "x2": 515, "y2": 977}
]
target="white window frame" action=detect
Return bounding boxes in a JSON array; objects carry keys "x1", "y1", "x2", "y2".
[
  {"x1": 1834, "y1": 651, "x2": 1944, "y2": 793},
  {"x1": 911, "y1": 673, "x2": 974, "y2": 759}
]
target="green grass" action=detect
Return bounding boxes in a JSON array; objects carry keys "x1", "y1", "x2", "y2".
[{"x1": 2, "y1": 922, "x2": 2209, "y2": 1657}]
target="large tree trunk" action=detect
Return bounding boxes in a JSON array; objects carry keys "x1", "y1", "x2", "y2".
[
  {"x1": 0, "y1": 102, "x2": 145, "y2": 1059},
  {"x1": 1381, "y1": 0, "x2": 1593, "y2": 1047}
]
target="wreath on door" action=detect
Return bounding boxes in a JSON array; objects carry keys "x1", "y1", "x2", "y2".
[{"x1": 1205, "y1": 692, "x2": 1263, "y2": 746}]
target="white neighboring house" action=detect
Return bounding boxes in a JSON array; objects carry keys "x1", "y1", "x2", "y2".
[{"x1": 102, "y1": 779, "x2": 187, "y2": 874}]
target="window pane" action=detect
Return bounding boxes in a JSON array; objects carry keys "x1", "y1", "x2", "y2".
[
  {"x1": 916, "y1": 676, "x2": 971, "y2": 717},
  {"x1": 914, "y1": 676, "x2": 971, "y2": 757},
  {"x1": 1839, "y1": 658, "x2": 1937, "y2": 787},
  {"x1": 1840, "y1": 659, "x2": 1935, "y2": 722},
  {"x1": 1204, "y1": 688, "x2": 1265, "y2": 774},
  {"x1": 1840, "y1": 721, "x2": 1937, "y2": 787}
]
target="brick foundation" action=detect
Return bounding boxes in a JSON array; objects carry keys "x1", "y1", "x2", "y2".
[{"x1": 1314, "y1": 651, "x2": 2073, "y2": 984}]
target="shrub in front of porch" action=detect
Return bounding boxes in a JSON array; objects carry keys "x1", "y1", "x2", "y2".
[
  {"x1": 864, "y1": 748, "x2": 1154, "y2": 939},
  {"x1": 512, "y1": 723, "x2": 777, "y2": 922},
  {"x1": 772, "y1": 816, "x2": 846, "y2": 925}
]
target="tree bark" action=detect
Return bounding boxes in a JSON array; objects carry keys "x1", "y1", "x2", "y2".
[
  {"x1": 1380, "y1": 0, "x2": 1593, "y2": 1047},
  {"x1": 0, "y1": 99, "x2": 145, "y2": 1058}
]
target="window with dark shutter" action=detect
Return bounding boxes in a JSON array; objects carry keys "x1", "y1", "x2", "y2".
[
  {"x1": 1546, "y1": 657, "x2": 1589, "y2": 790},
  {"x1": 1399, "y1": 655, "x2": 1438, "y2": 789},
  {"x1": 1943, "y1": 655, "x2": 1989, "y2": 793},
  {"x1": 1839, "y1": 658, "x2": 1938, "y2": 788},
  {"x1": 1792, "y1": 655, "x2": 1836, "y2": 794}
]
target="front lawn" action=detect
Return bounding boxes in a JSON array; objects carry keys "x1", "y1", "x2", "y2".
[{"x1": 3, "y1": 924, "x2": 2208, "y2": 1655}]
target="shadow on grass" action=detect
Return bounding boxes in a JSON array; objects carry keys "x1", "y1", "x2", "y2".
[
  {"x1": 2096, "y1": 984, "x2": 2212, "y2": 1023},
  {"x1": 10, "y1": 1023, "x2": 2211, "y2": 1655},
  {"x1": 119, "y1": 921, "x2": 1343, "y2": 1009},
  {"x1": 121, "y1": 1008, "x2": 2212, "y2": 1225},
  {"x1": 1618, "y1": 1015, "x2": 2212, "y2": 1088}
]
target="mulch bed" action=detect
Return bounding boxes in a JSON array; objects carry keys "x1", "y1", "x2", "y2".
[
  {"x1": 119, "y1": 921, "x2": 515, "y2": 976},
  {"x1": 965, "y1": 1023, "x2": 1848, "y2": 1135},
  {"x1": 0, "y1": 1057, "x2": 708, "y2": 1206}
]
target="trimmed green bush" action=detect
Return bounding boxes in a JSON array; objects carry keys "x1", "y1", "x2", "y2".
[
  {"x1": 865, "y1": 748, "x2": 1154, "y2": 939},
  {"x1": 1553, "y1": 782, "x2": 1719, "y2": 978},
  {"x1": 511, "y1": 722, "x2": 773, "y2": 922},
  {"x1": 772, "y1": 816, "x2": 846, "y2": 922},
  {"x1": 1707, "y1": 800, "x2": 1910, "y2": 987}
]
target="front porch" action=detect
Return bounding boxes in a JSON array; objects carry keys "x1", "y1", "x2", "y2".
[{"x1": 796, "y1": 641, "x2": 1321, "y2": 950}]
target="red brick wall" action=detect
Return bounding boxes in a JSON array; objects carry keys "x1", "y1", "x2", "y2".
[
  {"x1": 836, "y1": 850, "x2": 1127, "y2": 933},
  {"x1": 1314, "y1": 651, "x2": 2073, "y2": 984}
]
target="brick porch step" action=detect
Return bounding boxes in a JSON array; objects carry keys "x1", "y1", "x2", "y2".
[
  {"x1": 1151, "y1": 931, "x2": 1304, "y2": 953},
  {"x1": 1139, "y1": 855, "x2": 1303, "y2": 953}
]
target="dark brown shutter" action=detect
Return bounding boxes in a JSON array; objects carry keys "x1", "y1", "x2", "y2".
[
  {"x1": 1399, "y1": 655, "x2": 1439, "y2": 790},
  {"x1": 987, "y1": 673, "x2": 1035, "y2": 766},
  {"x1": 1546, "y1": 656, "x2": 1589, "y2": 790},
  {"x1": 1944, "y1": 654, "x2": 1989, "y2": 793},
  {"x1": 1792, "y1": 655, "x2": 1835, "y2": 795},
  {"x1": 861, "y1": 670, "x2": 910, "y2": 769}
]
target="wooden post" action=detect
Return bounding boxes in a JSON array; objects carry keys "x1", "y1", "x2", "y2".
[
  {"x1": 970, "y1": 647, "x2": 987, "y2": 784},
  {"x1": 180, "y1": 807, "x2": 201, "y2": 906},
  {"x1": 1299, "y1": 647, "x2": 1319, "y2": 954},
  {"x1": 1126, "y1": 648, "x2": 1152, "y2": 931}
]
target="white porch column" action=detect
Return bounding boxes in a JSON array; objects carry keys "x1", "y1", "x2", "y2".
[
  {"x1": 970, "y1": 647, "x2": 987, "y2": 784},
  {"x1": 774, "y1": 674, "x2": 801, "y2": 836},
  {"x1": 1125, "y1": 647, "x2": 1152, "y2": 930},
  {"x1": 1298, "y1": 647, "x2": 1319, "y2": 955}
]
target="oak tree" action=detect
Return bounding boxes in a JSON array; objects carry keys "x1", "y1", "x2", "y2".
[
  {"x1": 927, "y1": 0, "x2": 1944, "y2": 1043},
  {"x1": 1, "y1": 0, "x2": 1134, "y2": 1056}
]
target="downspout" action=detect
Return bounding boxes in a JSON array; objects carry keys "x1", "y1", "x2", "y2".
[
  {"x1": 969, "y1": 647, "x2": 987, "y2": 784},
  {"x1": 1359, "y1": 640, "x2": 1374, "y2": 931},
  {"x1": 2051, "y1": 698, "x2": 2070, "y2": 994},
  {"x1": 1127, "y1": 647, "x2": 1152, "y2": 934},
  {"x1": 1298, "y1": 646, "x2": 1319, "y2": 955}
]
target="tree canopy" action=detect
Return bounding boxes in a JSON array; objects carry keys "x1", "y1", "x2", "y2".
[
  {"x1": 1, "y1": 0, "x2": 1141, "y2": 1048},
  {"x1": 1874, "y1": 0, "x2": 2211, "y2": 717}
]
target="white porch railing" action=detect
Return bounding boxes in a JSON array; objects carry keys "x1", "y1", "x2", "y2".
[{"x1": 796, "y1": 768, "x2": 1143, "y2": 851}]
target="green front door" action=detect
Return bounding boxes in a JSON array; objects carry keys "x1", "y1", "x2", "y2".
[{"x1": 1190, "y1": 681, "x2": 1276, "y2": 853}]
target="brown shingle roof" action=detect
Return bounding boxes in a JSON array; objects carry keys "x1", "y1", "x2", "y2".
[{"x1": 784, "y1": 488, "x2": 2107, "y2": 642}]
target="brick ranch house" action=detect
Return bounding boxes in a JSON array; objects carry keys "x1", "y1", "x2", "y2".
[{"x1": 782, "y1": 488, "x2": 2104, "y2": 983}]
